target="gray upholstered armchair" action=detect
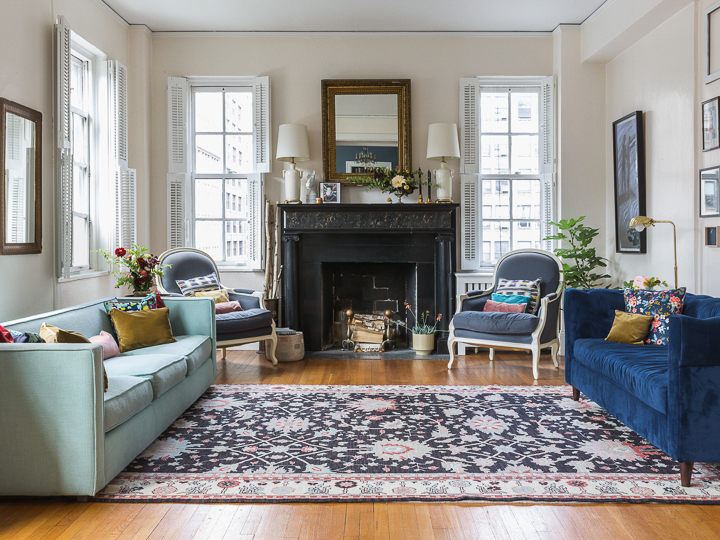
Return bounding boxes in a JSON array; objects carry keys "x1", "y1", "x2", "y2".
[
  {"x1": 447, "y1": 249, "x2": 564, "y2": 379},
  {"x1": 156, "y1": 248, "x2": 277, "y2": 364}
]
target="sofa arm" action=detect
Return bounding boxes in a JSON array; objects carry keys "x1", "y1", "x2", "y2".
[
  {"x1": 0, "y1": 344, "x2": 104, "y2": 496},
  {"x1": 226, "y1": 289, "x2": 263, "y2": 310},
  {"x1": 163, "y1": 297, "x2": 216, "y2": 350}
]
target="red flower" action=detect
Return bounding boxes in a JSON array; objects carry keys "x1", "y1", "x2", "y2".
[
  {"x1": 137, "y1": 257, "x2": 146, "y2": 268},
  {"x1": 115, "y1": 247, "x2": 126, "y2": 257},
  {"x1": 140, "y1": 270, "x2": 148, "y2": 277}
]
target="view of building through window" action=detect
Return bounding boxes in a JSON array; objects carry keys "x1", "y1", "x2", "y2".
[
  {"x1": 193, "y1": 89, "x2": 253, "y2": 263},
  {"x1": 479, "y1": 88, "x2": 542, "y2": 264}
]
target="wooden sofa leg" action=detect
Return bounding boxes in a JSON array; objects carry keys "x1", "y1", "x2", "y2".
[
  {"x1": 572, "y1": 386, "x2": 580, "y2": 401},
  {"x1": 680, "y1": 462, "x2": 694, "y2": 487}
]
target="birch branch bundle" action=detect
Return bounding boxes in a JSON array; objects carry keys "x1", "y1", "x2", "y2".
[
  {"x1": 270, "y1": 203, "x2": 281, "y2": 299},
  {"x1": 263, "y1": 199, "x2": 272, "y2": 298}
]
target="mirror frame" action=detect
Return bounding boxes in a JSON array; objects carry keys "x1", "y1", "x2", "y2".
[
  {"x1": 0, "y1": 98, "x2": 42, "y2": 255},
  {"x1": 322, "y1": 79, "x2": 411, "y2": 186}
]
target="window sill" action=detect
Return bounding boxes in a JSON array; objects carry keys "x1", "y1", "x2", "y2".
[
  {"x1": 58, "y1": 270, "x2": 110, "y2": 283},
  {"x1": 216, "y1": 266, "x2": 263, "y2": 273}
]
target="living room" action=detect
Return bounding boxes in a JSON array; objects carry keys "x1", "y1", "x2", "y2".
[{"x1": 2, "y1": 0, "x2": 720, "y2": 536}]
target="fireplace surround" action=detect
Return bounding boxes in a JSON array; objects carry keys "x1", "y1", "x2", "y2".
[{"x1": 280, "y1": 203, "x2": 458, "y2": 353}]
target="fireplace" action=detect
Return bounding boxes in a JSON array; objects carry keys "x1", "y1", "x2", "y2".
[{"x1": 280, "y1": 203, "x2": 458, "y2": 353}]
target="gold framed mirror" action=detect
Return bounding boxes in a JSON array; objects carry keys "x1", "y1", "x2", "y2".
[
  {"x1": 0, "y1": 98, "x2": 42, "y2": 255},
  {"x1": 322, "y1": 79, "x2": 411, "y2": 186}
]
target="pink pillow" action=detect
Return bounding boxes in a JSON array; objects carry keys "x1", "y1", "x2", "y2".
[
  {"x1": 216, "y1": 301, "x2": 243, "y2": 314},
  {"x1": 89, "y1": 330, "x2": 120, "y2": 359},
  {"x1": 483, "y1": 299, "x2": 527, "y2": 313}
]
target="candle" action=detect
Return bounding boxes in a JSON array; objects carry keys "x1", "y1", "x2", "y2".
[
  {"x1": 418, "y1": 167, "x2": 423, "y2": 199},
  {"x1": 427, "y1": 170, "x2": 432, "y2": 201}
]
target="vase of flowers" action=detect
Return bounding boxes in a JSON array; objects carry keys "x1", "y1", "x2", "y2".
[
  {"x1": 623, "y1": 275, "x2": 669, "y2": 290},
  {"x1": 355, "y1": 166, "x2": 422, "y2": 202},
  {"x1": 399, "y1": 302, "x2": 441, "y2": 356},
  {"x1": 96, "y1": 245, "x2": 169, "y2": 295}
]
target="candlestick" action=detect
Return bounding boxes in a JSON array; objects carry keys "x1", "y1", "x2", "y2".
[
  {"x1": 427, "y1": 170, "x2": 432, "y2": 203},
  {"x1": 418, "y1": 167, "x2": 423, "y2": 200}
]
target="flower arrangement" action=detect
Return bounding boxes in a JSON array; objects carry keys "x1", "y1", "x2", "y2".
[
  {"x1": 622, "y1": 275, "x2": 669, "y2": 290},
  {"x1": 398, "y1": 302, "x2": 442, "y2": 335},
  {"x1": 357, "y1": 166, "x2": 423, "y2": 201},
  {"x1": 96, "y1": 245, "x2": 169, "y2": 294}
]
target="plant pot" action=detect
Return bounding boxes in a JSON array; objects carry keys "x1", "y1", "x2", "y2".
[{"x1": 412, "y1": 333, "x2": 435, "y2": 356}]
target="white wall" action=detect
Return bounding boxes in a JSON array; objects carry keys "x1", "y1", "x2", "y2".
[
  {"x1": 148, "y1": 34, "x2": 554, "y2": 289},
  {"x1": 604, "y1": 4, "x2": 696, "y2": 290}
]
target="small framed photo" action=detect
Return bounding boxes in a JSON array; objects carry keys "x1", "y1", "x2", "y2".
[
  {"x1": 320, "y1": 182, "x2": 340, "y2": 203},
  {"x1": 703, "y1": 97, "x2": 719, "y2": 151},
  {"x1": 700, "y1": 166, "x2": 720, "y2": 217}
]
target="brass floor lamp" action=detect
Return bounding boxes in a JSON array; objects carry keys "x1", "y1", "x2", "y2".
[{"x1": 629, "y1": 216, "x2": 678, "y2": 289}]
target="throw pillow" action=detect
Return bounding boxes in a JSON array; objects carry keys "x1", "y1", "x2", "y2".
[
  {"x1": 89, "y1": 330, "x2": 120, "y2": 360},
  {"x1": 605, "y1": 310, "x2": 654, "y2": 345},
  {"x1": 624, "y1": 287, "x2": 687, "y2": 345},
  {"x1": 103, "y1": 291, "x2": 164, "y2": 315},
  {"x1": 194, "y1": 289, "x2": 230, "y2": 304},
  {"x1": 491, "y1": 293, "x2": 530, "y2": 305},
  {"x1": 176, "y1": 272, "x2": 220, "y2": 297},
  {"x1": 483, "y1": 299, "x2": 528, "y2": 313},
  {"x1": 110, "y1": 307, "x2": 176, "y2": 353},
  {"x1": 40, "y1": 324, "x2": 108, "y2": 391},
  {"x1": 10, "y1": 331, "x2": 44, "y2": 343},
  {"x1": 0, "y1": 324, "x2": 13, "y2": 343},
  {"x1": 215, "y1": 300, "x2": 244, "y2": 314},
  {"x1": 495, "y1": 278, "x2": 541, "y2": 315}
]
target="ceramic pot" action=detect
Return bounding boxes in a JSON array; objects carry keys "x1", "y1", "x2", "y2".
[{"x1": 412, "y1": 332, "x2": 435, "y2": 356}]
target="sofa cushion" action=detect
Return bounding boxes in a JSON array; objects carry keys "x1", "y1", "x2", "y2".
[
  {"x1": 573, "y1": 338, "x2": 669, "y2": 414},
  {"x1": 121, "y1": 335, "x2": 212, "y2": 376},
  {"x1": 105, "y1": 353, "x2": 187, "y2": 398},
  {"x1": 104, "y1": 376, "x2": 153, "y2": 432},
  {"x1": 216, "y1": 308, "x2": 272, "y2": 335},
  {"x1": 453, "y1": 311, "x2": 539, "y2": 335}
]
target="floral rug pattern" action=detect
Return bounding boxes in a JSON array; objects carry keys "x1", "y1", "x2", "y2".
[{"x1": 96, "y1": 385, "x2": 720, "y2": 503}]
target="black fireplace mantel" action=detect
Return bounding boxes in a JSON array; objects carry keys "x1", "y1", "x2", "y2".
[{"x1": 280, "y1": 203, "x2": 458, "y2": 352}]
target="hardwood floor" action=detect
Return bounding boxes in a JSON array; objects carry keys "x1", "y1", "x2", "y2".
[{"x1": 2, "y1": 349, "x2": 719, "y2": 539}]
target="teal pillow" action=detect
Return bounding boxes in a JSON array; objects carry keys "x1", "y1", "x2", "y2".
[{"x1": 491, "y1": 293, "x2": 529, "y2": 305}]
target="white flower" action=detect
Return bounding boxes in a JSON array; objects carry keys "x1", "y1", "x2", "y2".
[{"x1": 391, "y1": 175, "x2": 406, "y2": 188}]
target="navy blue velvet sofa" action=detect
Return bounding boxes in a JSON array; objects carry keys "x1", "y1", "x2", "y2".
[{"x1": 564, "y1": 288, "x2": 720, "y2": 486}]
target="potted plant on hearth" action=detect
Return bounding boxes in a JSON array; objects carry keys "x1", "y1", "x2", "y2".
[{"x1": 399, "y1": 302, "x2": 442, "y2": 356}]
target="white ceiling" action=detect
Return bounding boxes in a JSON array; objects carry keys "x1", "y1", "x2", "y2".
[{"x1": 101, "y1": 0, "x2": 609, "y2": 33}]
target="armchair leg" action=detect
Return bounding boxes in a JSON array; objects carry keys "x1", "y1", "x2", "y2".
[
  {"x1": 680, "y1": 462, "x2": 694, "y2": 487},
  {"x1": 531, "y1": 346, "x2": 540, "y2": 380},
  {"x1": 489, "y1": 348, "x2": 494, "y2": 361},
  {"x1": 551, "y1": 342, "x2": 560, "y2": 368},
  {"x1": 447, "y1": 337, "x2": 456, "y2": 369},
  {"x1": 266, "y1": 334, "x2": 278, "y2": 366},
  {"x1": 220, "y1": 347, "x2": 227, "y2": 360}
]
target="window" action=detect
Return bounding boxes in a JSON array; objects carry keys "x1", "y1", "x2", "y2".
[
  {"x1": 167, "y1": 76, "x2": 270, "y2": 270},
  {"x1": 459, "y1": 77, "x2": 554, "y2": 270},
  {"x1": 70, "y1": 53, "x2": 92, "y2": 270}
]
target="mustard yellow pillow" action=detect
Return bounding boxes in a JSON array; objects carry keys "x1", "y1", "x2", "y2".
[
  {"x1": 605, "y1": 310, "x2": 654, "y2": 345},
  {"x1": 39, "y1": 323, "x2": 108, "y2": 392},
  {"x1": 194, "y1": 289, "x2": 230, "y2": 303},
  {"x1": 110, "y1": 307, "x2": 176, "y2": 353}
]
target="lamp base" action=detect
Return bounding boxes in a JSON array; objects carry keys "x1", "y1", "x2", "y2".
[
  {"x1": 435, "y1": 198, "x2": 453, "y2": 203},
  {"x1": 283, "y1": 199, "x2": 302, "y2": 204}
]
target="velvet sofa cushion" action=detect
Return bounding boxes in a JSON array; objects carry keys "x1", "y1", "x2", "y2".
[
  {"x1": 452, "y1": 311, "x2": 539, "y2": 335},
  {"x1": 215, "y1": 308, "x2": 273, "y2": 335},
  {"x1": 573, "y1": 338, "x2": 669, "y2": 414}
]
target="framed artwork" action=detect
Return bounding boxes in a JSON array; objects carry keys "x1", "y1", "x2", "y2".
[
  {"x1": 700, "y1": 166, "x2": 720, "y2": 217},
  {"x1": 703, "y1": 97, "x2": 719, "y2": 151},
  {"x1": 613, "y1": 111, "x2": 646, "y2": 254},
  {"x1": 320, "y1": 181, "x2": 340, "y2": 203},
  {"x1": 706, "y1": 0, "x2": 720, "y2": 84}
]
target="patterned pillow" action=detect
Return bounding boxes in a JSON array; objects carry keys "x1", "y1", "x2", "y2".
[
  {"x1": 9, "y1": 330, "x2": 45, "y2": 343},
  {"x1": 103, "y1": 291, "x2": 163, "y2": 315},
  {"x1": 494, "y1": 278, "x2": 541, "y2": 314},
  {"x1": 624, "y1": 287, "x2": 687, "y2": 345},
  {"x1": 176, "y1": 272, "x2": 220, "y2": 297}
]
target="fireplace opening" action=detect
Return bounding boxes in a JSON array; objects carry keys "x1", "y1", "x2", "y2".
[{"x1": 321, "y1": 262, "x2": 417, "y2": 350}]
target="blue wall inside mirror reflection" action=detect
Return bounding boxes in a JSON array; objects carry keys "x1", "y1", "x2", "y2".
[{"x1": 336, "y1": 146, "x2": 398, "y2": 173}]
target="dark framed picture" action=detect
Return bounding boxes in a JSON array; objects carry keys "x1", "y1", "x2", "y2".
[
  {"x1": 320, "y1": 181, "x2": 340, "y2": 203},
  {"x1": 700, "y1": 166, "x2": 720, "y2": 217},
  {"x1": 703, "y1": 97, "x2": 719, "y2": 151},
  {"x1": 613, "y1": 111, "x2": 646, "y2": 254}
]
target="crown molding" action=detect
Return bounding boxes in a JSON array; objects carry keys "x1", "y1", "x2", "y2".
[{"x1": 150, "y1": 30, "x2": 553, "y2": 38}]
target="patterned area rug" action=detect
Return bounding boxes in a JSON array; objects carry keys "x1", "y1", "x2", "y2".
[{"x1": 95, "y1": 385, "x2": 720, "y2": 503}]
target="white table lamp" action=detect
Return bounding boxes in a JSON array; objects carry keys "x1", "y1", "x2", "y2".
[
  {"x1": 427, "y1": 123, "x2": 460, "y2": 203},
  {"x1": 276, "y1": 124, "x2": 310, "y2": 204}
]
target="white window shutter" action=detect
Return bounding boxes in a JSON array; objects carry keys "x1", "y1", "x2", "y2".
[
  {"x1": 59, "y1": 150, "x2": 73, "y2": 278},
  {"x1": 56, "y1": 16, "x2": 72, "y2": 150},
  {"x1": 459, "y1": 78, "x2": 479, "y2": 174},
  {"x1": 247, "y1": 175, "x2": 263, "y2": 269},
  {"x1": 541, "y1": 76, "x2": 555, "y2": 175},
  {"x1": 168, "y1": 77, "x2": 189, "y2": 174},
  {"x1": 252, "y1": 76, "x2": 271, "y2": 173},
  {"x1": 167, "y1": 173, "x2": 186, "y2": 249},
  {"x1": 460, "y1": 174, "x2": 480, "y2": 270},
  {"x1": 542, "y1": 174, "x2": 555, "y2": 252},
  {"x1": 6, "y1": 114, "x2": 23, "y2": 164},
  {"x1": 114, "y1": 168, "x2": 136, "y2": 249},
  {"x1": 109, "y1": 61, "x2": 129, "y2": 168}
]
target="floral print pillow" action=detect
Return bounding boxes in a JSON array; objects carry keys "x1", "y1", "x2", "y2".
[{"x1": 624, "y1": 287, "x2": 687, "y2": 345}]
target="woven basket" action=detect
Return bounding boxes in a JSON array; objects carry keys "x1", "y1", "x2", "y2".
[{"x1": 276, "y1": 331, "x2": 305, "y2": 362}]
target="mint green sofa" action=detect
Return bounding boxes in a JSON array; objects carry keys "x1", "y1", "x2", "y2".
[{"x1": 0, "y1": 297, "x2": 216, "y2": 497}]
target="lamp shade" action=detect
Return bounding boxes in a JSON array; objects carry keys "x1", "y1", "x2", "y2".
[
  {"x1": 629, "y1": 215, "x2": 654, "y2": 231},
  {"x1": 276, "y1": 124, "x2": 310, "y2": 162},
  {"x1": 427, "y1": 123, "x2": 460, "y2": 161}
]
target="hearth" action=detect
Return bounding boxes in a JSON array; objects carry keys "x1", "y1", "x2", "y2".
[{"x1": 280, "y1": 203, "x2": 458, "y2": 353}]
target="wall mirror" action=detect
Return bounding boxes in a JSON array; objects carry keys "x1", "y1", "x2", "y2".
[
  {"x1": 1, "y1": 98, "x2": 42, "y2": 255},
  {"x1": 322, "y1": 79, "x2": 411, "y2": 186}
]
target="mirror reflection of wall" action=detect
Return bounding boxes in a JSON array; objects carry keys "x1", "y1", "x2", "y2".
[
  {"x1": 334, "y1": 94, "x2": 399, "y2": 173},
  {"x1": 5, "y1": 112, "x2": 36, "y2": 244}
]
